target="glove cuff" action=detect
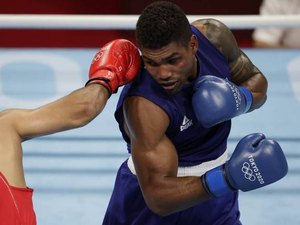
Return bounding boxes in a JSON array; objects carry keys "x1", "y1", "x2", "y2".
[
  {"x1": 203, "y1": 165, "x2": 233, "y2": 197},
  {"x1": 85, "y1": 78, "x2": 113, "y2": 97},
  {"x1": 239, "y1": 86, "x2": 253, "y2": 113}
]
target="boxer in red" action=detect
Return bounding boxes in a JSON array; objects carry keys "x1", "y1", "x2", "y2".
[{"x1": 0, "y1": 39, "x2": 141, "y2": 225}]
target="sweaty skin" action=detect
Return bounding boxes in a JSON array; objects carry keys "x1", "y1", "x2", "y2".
[{"x1": 123, "y1": 19, "x2": 268, "y2": 216}]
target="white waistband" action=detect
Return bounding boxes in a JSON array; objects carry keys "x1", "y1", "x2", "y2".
[{"x1": 127, "y1": 150, "x2": 228, "y2": 177}]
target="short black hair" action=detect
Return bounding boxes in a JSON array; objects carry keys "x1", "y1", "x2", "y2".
[{"x1": 136, "y1": 1, "x2": 192, "y2": 49}]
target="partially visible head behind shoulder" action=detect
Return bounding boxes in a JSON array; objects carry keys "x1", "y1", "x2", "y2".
[{"x1": 136, "y1": 1, "x2": 192, "y2": 49}]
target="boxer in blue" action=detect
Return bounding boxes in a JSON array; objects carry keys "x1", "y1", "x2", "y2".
[{"x1": 95, "y1": 1, "x2": 288, "y2": 225}]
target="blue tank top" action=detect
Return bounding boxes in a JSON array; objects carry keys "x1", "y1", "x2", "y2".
[{"x1": 115, "y1": 25, "x2": 232, "y2": 167}]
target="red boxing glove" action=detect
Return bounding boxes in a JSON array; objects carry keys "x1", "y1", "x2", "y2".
[{"x1": 86, "y1": 39, "x2": 141, "y2": 94}]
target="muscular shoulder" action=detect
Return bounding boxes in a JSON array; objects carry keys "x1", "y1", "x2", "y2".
[
  {"x1": 123, "y1": 96, "x2": 169, "y2": 145},
  {"x1": 124, "y1": 96, "x2": 169, "y2": 129},
  {"x1": 191, "y1": 19, "x2": 262, "y2": 84},
  {"x1": 191, "y1": 19, "x2": 240, "y2": 62}
]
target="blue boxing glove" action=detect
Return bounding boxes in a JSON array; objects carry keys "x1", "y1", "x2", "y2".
[
  {"x1": 202, "y1": 133, "x2": 288, "y2": 197},
  {"x1": 192, "y1": 75, "x2": 253, "y2": 128}
]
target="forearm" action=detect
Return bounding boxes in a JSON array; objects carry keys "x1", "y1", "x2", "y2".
[
  {"x1": 18, "y1": 84, "x2": 109, "y2": 139},
  {"x1": 230, "y1": 51, "x2": 268, "y2": 111},
  {"x1": 142, "y1": 175, "x2": 209, "y2": 216},
  {"x1": 60, "y1": 84, "x2": 109, "y2": 126},
  {"x1": 36, "y1": 84, "x2": 109, "y2": 132},
  {"x1": 133, "y1": 140, "x2": 210, "y2": 216}
]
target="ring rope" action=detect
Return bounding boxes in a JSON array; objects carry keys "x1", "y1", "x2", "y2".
[{"x1": 0, "y1": 14, "x2": 300, "y2": 29}]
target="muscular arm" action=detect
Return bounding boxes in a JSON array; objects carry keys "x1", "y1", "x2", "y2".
[
  {"x1": 0, "y1": 84, "x2": 108, "y2": 187},
  {"x1": 192, "y1": 19, "x2": 268, "y2": 110},
  {"x1": 1, "y1": 84, "x2": 109, "y2": 140},
  {"x1": 123, "y1": 96, "x2": 209, "y2": 216}
]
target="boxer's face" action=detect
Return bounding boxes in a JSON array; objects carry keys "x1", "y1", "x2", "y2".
[{"x1": 141, "y1": 35, "x2": 198, "y2": 94}]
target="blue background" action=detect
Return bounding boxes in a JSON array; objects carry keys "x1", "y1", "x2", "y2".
[{"x1": 0, "y1": 48, "x2": 299, "y2": 225}]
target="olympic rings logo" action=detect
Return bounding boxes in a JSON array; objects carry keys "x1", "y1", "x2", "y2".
[{"x1": 241, "y1": 162, "x2": 256, "y2": 181}]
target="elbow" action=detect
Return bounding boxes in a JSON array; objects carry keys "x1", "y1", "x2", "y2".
[
  {"x1": 258, "y1": 94, "x2": 267, "y2": 108},
  {"x1": 143, "y1": 190, "x2": 174, "y2": 217},
  {"x1": 249, "y1": 73, "x2": 268, "y2": 111},
  {"x1": 146, "y1": 200, "x2": 171, "y2": 217},
  {"x1": 249, "y1": 93, "x2": 267, "y2": 112}
]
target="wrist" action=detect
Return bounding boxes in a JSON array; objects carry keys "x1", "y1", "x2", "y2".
[
  {"x1": 98, "y1": 84, "x2": 111, "y2": 99},
  {"x1": 85, "y1": 78, "x2": 113, "y2": 97}
]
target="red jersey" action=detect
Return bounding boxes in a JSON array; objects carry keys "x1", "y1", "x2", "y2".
[{"x1": 0, "y1": 172, "x2": 36, "y2": 225}]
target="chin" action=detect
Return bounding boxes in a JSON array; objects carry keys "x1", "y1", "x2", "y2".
[{"x1": 166, "y1": 86, "x2": 181, "y2": 95}]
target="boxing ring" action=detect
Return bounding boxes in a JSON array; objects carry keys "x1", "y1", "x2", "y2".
[{"x1": 0, "y1": 15, "x2": 300, "y2": 225}]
